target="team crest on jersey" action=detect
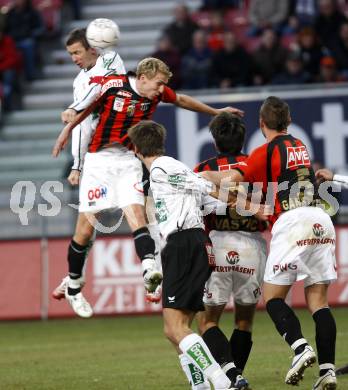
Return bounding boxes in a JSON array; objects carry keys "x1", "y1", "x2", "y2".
[
  {"x1": 113, "y1": 97, "x2": 125, "y2": 112},
  {"x1": 117, "y1": 90, "x2": 132, "y2": 98},
  {"x1": 140, "y1": 102, "x2": 150, "y2": 111},
  {"x1": 312, "y1": 223, "x2": 324, "y2": 237},
  {"x1": 126, "y1": 100, "x2": 138, "y2": 116},
  {"x1": 226, "y1": 251, "x2": 240, "y2": 265},
  {"x1": 286, "y1": 146, "x2": 310, "y2": 168},
  {"x1": 101, "y1": 79, "x2": 123, "y2": 94},
  {"x1": 127, "y1": 104, "x2": 135, "y2": 116}
]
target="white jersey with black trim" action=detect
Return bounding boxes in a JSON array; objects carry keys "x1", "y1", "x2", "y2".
[
  {"x1": 70, "y1": 51, "x2": 126, "y2": 170},
  {"x1": 69, "y1": 51, "x2": 125, "y2": 113},
  {"x1": 149, "y1": 156, "x2": 214, "y2": 240},
  {"x1": 333, "y1": 174, "x2": 348, "y2": 188},
  {"x1": 71, "y1": 67, "x2": 96, "y2": 170}
]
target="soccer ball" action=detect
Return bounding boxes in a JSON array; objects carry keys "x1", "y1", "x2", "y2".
[{"x1": 86, "y1": 18, "x2": 120, "y2": 50}]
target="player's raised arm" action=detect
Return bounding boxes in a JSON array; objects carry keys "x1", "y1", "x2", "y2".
[
  {"x1": 315, "y1": 168, "x2": 334, "y2": 182},
  {"x1": 200, "y1": 168, "x2": 243, "y2": 186},
  {"x1": 174, "y1": 93, "x2": 244, "y2": 117}
]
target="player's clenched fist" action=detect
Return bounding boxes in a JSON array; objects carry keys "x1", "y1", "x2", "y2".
[
  {"x1": 61, "y1": 108, "x2": 77, "y2": 124},
  {"x1": 68, "y1": 170, "x2": 81, "y2": 186}
]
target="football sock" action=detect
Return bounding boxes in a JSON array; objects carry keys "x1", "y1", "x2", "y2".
[
  {"x1": 147, "y1": 224, "x2": 162, "y2": 265},
  {"x1": 81, "y1": 231, "x2": 96, "y2": 277},
  {"x1": 132, "y1": 227, "x2": 156, "y2": 262},
  {"x1": 179, "y1": 354, "x2": 210, "y2": 389},
  {"x1": 68, "y1": 240, "x2": 88, "y2": 295},
  {"x1": 179, "y1": 333, "x2": 231, "y2": 389},
  {"x1": 266, "y1": 298, "x2": 305, "y2": 348},
  {"x1": 202, "y1": 326, "x2": 237, "y2": 382},
  {"x1": 229, "y1": 329, "x2": 253, "y2": 373},
  {"x1": 313, "y1": 307, "x2": 336, "y2": 375}
]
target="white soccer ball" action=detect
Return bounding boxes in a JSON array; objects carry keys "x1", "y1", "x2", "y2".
[{"x1": 86, "y1": 18, "x2": 120, "y2": 50}]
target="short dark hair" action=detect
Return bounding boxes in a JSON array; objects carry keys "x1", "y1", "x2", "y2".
[
  {"x1": 209, "y1": 112, "x2": 245, "y2": 154},
  {"x1": 260, "y1": 96, "x2": 291, "y2": 131},
  {"x1": 128, "y1": 120, "x2": 166, "y2": 157},
  {"x1": 66, "y1": 28, "x2": 90, "y2": 50}
]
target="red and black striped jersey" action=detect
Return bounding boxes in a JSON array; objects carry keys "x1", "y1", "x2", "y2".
[
  {"x1": 194, "y1": 153, "x2": 267, "y2": 233},
  {"x1": 236, "y1": 134, "x2": 319, "y2": 225},
  {"x1": 88, "y1": 73, "x2": 177, "y2": 152}
]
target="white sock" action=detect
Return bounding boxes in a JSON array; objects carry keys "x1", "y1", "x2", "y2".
[
  {"x1": 319, "y1": 363, "x2": 335, "y2": 372},
  {"x1": 179, "y1": 354, "x2": 211, "y2": 389},
  {"x1": 147, "y1": 223, "x2": 163, "y2": 271},
  {"x1": 68, "y1": 277, "x2": 81, "y2": 289},
  {"x1": 290, "y1": 338, "x2": 308, "y2": 353},
  {"x1": 141, "y1": 258, "x2": 156, "y2": 273},
  {"x1": 179, "y1": 333, "x2": 230, "y2": 389}
]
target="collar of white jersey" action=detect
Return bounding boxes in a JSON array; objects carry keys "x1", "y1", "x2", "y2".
[{"x1": 129, "y1": 76, "x2": 141, "y2": 95}]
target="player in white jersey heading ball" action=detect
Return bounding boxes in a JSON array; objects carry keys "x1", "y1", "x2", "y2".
[{"x1": 128, "y1": 119, "x2": 240, "y2": 390}]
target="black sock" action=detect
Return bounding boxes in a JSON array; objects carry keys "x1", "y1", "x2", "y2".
[
  {"x1": 266, "y1": 298, "x2": 305, "y2": 348},
  {"x1": 132, "y1": 227, "x2": 155, "y2": 262},
  {"x1": 67, "y1": 287, "x2": 81, "y2": 296},
  {"x1": 68, "y1": 240, "x2": 88, "y2": 295},
  {"x1": 202, "y1": 326, "x2": 237, "y2": 382},
  {"x1": 230, "y1": 329, "x2": 253, "y2": 373},
  {"x1": 313, "y1": 307, "x2": 336, "y2": 375},
  {"x1": 68, "y1": 239, "x2": 88, "y2": 278}
]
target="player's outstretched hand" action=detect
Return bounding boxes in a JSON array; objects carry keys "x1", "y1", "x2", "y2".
[
  {"x1": 52, "y1": 123, "x2": 71, "y2": 157},
  {"x1": 255, "y1": 204, "x2": 272, "y2": 221},
  {"x1": 61, "y1": 108, "x2": 77, "y2": 124},
  {"x1": 315, "y1": 168, "x2": 334, "y2": 183},
  {"x1": 218, "y1": 106, "x2": 244, "y2": 117},
  {"x1": 68, "y1": 170, "x2": 81, "y2": 186}
]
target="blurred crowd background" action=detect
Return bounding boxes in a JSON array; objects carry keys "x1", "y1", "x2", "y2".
[{"x1": 1, "y1": 0, "x2": 348, "y2": 113}]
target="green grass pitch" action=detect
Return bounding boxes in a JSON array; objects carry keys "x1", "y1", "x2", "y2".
[{"x1": 0, "y1": 308, "x2": 347, "y2": 390}]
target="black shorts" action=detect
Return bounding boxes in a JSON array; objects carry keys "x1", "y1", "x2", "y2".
[{"x1": 161, "y1": 228, "x2": 211, "y2": 312}]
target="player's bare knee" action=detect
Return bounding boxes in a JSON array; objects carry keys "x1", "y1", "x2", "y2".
[
  {"x1": 305, "y1": 283, "x2": 329, "y2": 314},
  {"x1": 123, "y1": 204, "x2": 147, "y2": 231},
  {"x1": 163, "y1": 323, "x2": 179, "y2": 345},
  {"x1": 73, "y1": 225, "x2": 94, "y2": 246},
  {"x1": 235, "y1": 319, "x2": 253, "y2": 332},
  {"x1": 198, "y1": 319, "x2": 217, "y2": 335},
  {"x1": 235, "y1": 303, "x2": 256, "y2": 330}
]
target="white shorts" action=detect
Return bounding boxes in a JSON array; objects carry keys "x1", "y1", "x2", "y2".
[
  {"x1": 203, "y1": 230, "x2": 267, "y2": 306},
  {"x1": 264, "y1": 207, "x2": 337, "y2": 287},
  {"x1": 79, "y1": 148, "x2": 144, "y2": 213}
]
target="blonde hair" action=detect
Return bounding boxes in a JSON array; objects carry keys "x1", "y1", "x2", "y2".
[{"x1": 136, "y1": 57, "x2": 172, "y2": 80}]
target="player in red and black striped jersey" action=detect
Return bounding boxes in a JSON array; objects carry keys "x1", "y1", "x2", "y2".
[
  {"x1": 53, "y1": 57, "x2": 244, "y2": 156},
  {"x1": 52, "y1": 57, "x2": 244, "y2": 311},
  {"x1": 87, "y1": 71, "x2": 177, "y2": 152},
  {"x1": 201, "y1": 97, "x2": 337, "y2": 389},
  {"x1": 193, "y1": 112, "x2": 267, "y2": 389},
  {"x1": 195, "y1": 153, "x2": 267, "y2": 234}
]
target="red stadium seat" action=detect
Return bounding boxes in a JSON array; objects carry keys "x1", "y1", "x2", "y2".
[
  {"x1": 243, "y1": 36, "x2": 261, "y2": 52},
  {"x1": 191, "y1": 10, "x2": 212, "y2": 29},
  {"x1": 0, "y1": 0, "x2": 11, "y2": 8},
  {"x1": 281, "y1": 34, "x2": 296, "y2": 50},
  {"x1": 0, "y1": 0, "x2": 63, "y2": 32},
  {"x1": 224, "y1": 8, "x2": 250, "y2": 44},
  {"x1": 32, "y1": 0, "x2": 62, "y2": 32}
]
